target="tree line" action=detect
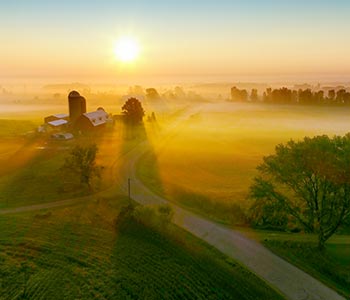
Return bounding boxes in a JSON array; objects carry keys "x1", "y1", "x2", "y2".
[{"x1": 231, "y1": 86, "x2": 350, "y2": 105}]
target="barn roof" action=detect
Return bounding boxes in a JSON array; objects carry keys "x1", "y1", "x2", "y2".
[
  {"x1": 48, "y1": 119, "x2": 68, "y2": 127},
  {"x1": 82, "y1": 110, "x2": 108, "y2": 126}
]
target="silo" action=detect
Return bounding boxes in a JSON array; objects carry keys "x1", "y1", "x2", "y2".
[
  {"x1": 68, "y1": 91, "x2": 86, "y2": 124},
  {"x1": 80, "y1": 96, "x2": 87, "y2": 115}
]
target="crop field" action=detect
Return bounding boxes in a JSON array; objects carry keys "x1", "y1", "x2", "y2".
[
  {"x1": 138, "y1": 102, "x2": 350, "y2": 224},
  {"x1": 0, "y1": 196, "x2": 283, "y2": 300}
]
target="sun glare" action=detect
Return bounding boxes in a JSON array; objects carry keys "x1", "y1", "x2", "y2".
[{"x1": 114, "y1": 37, "x2": 140, "y2": 63}]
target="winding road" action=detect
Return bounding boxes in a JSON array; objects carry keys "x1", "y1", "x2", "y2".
[{"x1": 0, "y1": 106, "x2": 346, "y2": 300}]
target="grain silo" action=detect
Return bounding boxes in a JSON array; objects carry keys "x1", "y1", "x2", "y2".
[{"x1": 68, "y1": 91, "x2": 87, "y2": 124}]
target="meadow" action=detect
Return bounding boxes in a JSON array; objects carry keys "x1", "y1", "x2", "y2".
[{"x1": 138, "y1": 102, "x2": 350, "y2": 224}]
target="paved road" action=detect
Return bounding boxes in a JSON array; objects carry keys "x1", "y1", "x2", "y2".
[{"x1": 0, "y1": 106, "x2": 346, "y2": 300}]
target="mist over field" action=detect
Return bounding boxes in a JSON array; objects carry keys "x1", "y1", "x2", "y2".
[{"x1": 3, "y1": 80, "x2": 350, "y2": 212}]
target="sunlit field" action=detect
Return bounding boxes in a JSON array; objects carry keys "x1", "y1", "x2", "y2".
[{"x1": 138, "y1": 102, "x2": 350, "y2": 224}]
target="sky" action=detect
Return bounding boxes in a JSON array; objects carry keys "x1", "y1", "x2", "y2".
[{"x1": 1, "y1": 0, "x2": 350, "y2": 82}]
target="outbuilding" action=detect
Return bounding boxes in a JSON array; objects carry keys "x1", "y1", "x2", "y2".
[{"x1": 44, "y1": 113, "x2": 69, "y2": 124}]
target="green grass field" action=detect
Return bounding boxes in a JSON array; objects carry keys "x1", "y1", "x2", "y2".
[
  {"x1": 0, "y1": 196, "x2": 283, "y2": 300},
  {"x1": 235, "y1": 228, "x2": 350, "y2": 298},
  {"x1": 0, "y1": 119, "x2": 133, "y2": 209},
  {"x1": 138, "y1": 103, "x2": 350, "y2": 225},
  {"x1": 263, "y1": 240, "x2": 350, "y2": 298}
]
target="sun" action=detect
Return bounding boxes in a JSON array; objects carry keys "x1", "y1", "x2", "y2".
[{"x1": 114, "y1": 37, "x2": 140, "y2": 63}]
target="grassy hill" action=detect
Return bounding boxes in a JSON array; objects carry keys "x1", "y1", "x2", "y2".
[{"x1": 0, "y1": 196, "x2": 284, "y2": 300}]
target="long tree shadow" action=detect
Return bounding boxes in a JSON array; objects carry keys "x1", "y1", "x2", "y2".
[
  {"x1": 119, "y1": 117, "x2": 167, "y2": 201},
  {"x1": 0, "y1": 137, "x2": 81, "y2": 209},
  {"x1": 110, "y1": 218, "x2": 247, "y2": 299}
]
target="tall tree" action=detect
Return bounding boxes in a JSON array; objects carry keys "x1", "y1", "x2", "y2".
[
  {"x1": 122, "y1": 97, "x2": 145, "y2": 124},
  {"x1": 62, "y1": 144, "x2": 102, "y2": 188},
  {"x1": 250, "y1": 135, "x2": 350, "y2": 249}
]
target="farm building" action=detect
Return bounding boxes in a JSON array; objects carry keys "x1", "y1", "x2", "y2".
[
  {"x1": 47, "y1": 119, "x2": 68, "y2": 128},
  {"x1": 44, "y1": 113, "x2": 69, "y2": 124},
  {"x1": 41, "y1": 91, "x2": 111, "y2": 133},
  {"x1": 76, "y1": 108, "x2": 109, "y2": 130}
]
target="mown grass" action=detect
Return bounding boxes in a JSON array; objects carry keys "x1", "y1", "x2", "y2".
[
  {"x1": 0, "y1": 197, "x2": 284, "y2": 300},
  {"x1": 262, "y1": 238, "x2": 350, "y2": 298}
]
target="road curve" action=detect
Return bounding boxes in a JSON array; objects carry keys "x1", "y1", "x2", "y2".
[{"x1": 117, "y1": 117, "x2": 345, "y2": 300}]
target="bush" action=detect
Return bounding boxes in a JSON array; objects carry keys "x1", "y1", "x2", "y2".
[
  {"x1": 116, "y1": 204, "x2": 173, "y2": 232},
  {"x1": 133, "y1": 204, "x2": 173, "y2": 230}
]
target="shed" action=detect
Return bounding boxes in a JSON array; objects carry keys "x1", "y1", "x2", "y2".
[
  {"x1": 47, "y1": 119, "x2": 68, "y2": 127},
  {"x1": 44, "y1": 113, "x2": 69, "y2": 124}
]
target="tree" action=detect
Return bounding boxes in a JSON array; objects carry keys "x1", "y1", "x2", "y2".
[
  {"x1": 328, "y1": 89, "x2": 336, "y2": 103},
  {"x1": 270, "y1": 87, "x2": 292, "y2": 104},
  {"x1": 336, "y1": 89, "x2": 346, "y2": 104},
  {"x1": 250, "y1": 89, "x2": 258, "y2": 102},
  {"x1": 231, "y1": 86, "x2": 248, "y2": 102},
  {"x1": 146, "y1": 88, "x2": 160, "y2": 100},
  {"x1": 250, "y1": 135, "x2": 350, "y2": 249},
  {"x1": 62, "y1": 144, "x2": 102, "y2": 188},
  {"x1": 122, "y1": 97, "x2": 145, "y2": 124},
  {"x1": 298, "y1": 89, "x2": 313, "y2": 104}
]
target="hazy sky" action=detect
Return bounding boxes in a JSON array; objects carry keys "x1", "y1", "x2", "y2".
[{"x1": 1, "y1": 0, "x2": 350, "y2": 81}]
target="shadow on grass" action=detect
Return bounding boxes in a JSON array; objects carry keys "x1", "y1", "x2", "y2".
[
  {"x1": 120, "y1": 119, "x2": 167, "y2": 199},
  {"x1": 110, "y1": 217, "x2": 282, "y2": 300}
]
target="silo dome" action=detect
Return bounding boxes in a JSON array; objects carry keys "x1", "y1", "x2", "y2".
[{"x1": 68, "y1": 90, "x2": 81, "y2": 98}]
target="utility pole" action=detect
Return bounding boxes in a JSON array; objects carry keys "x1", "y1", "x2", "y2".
[{"x1": 128, "y1": 178, "x2": 131, "y2": 200}]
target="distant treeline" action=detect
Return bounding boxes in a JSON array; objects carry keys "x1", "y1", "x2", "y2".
[{"x1": 230, "y1": 86, "x2": 350, "y2": 105}]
